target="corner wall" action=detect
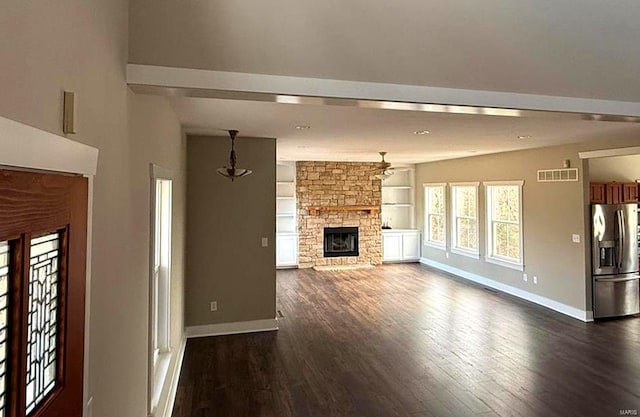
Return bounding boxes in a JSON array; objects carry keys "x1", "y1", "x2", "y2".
[
  {"x1": 0, "y1": 2, "x2": 187, "y2": 416},
  {"x1": 186, "y1": 135, "x2": 276, "y2": 327}
]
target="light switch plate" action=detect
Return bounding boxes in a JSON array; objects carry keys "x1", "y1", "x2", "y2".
[
  {"x1": 572, "y1": 234, "x2": 580, "y2": 243},
  {"x1": 261, "y1": 237, "x2": 268, "y2": 247}
]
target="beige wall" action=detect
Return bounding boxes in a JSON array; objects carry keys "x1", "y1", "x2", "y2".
[
  {"x1": 416, "y1": 136, "x2": 640, "y2": 314},
  {"x1": 589, "y1": 154, "x2": 640, "y2": 182},
  {"x1": 186, "y1": 136, "x2": 276, "y2": 326},
  {"x1": 128, "y1": 0, "x2": 640, "y2": 102},
  {"x1": 0, "y1": 2, "x2": 186, "y2": 417}
]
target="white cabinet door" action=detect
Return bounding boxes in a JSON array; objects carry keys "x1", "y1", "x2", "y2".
[
  {"x1": 276, "y1": 235, "x2": 298, "y2": 267},
  {"x1": 382, "y1": 233, "x2": 403, "y2": 261},
  {"x1": 402, "y1": 232, "x2": 421, "y2": 260}
]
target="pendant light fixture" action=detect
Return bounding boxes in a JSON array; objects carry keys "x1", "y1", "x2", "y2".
[
  {"x1": 374, "y1": 151, "x2": 394, "y2": 180},
  {"x1": 217, "y1": 129, "x2": 252, "y2": 181}
]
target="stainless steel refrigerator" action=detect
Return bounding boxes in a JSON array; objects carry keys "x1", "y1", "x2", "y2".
[{"x1": 592, "y1": 203, "x2": 640, "y2": 318}]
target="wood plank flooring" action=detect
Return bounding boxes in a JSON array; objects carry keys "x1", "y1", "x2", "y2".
[{"x1": 172, "y1": 264, "x2": 640, "y2": 417}]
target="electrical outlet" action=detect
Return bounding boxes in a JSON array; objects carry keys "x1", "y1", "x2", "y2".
[
  {"x1": 533, "y1": 276, "x2": 538, "y2": 284},
  {"x1": 261, "y1": 237, "x2": 268, "y2": 247},
  {"x1": 572, "y1": 234, "x2": 580, "y2": 243},
  {"x1": 523, "y1": 273, "x2": 528, "y2": 282},
  {"x1": 210, "y1": 301, "x2": 218, "y2": 312},
  {"x1": 445, "y1": 252, "x2": 450, "y2": 259}
]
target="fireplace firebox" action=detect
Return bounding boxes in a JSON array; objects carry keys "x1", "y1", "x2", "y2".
[{"x1": 323, "y1": 227, "x2": 359, "y2": 257}]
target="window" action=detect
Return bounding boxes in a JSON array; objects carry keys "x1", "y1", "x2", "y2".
[
  {"x1": 424, "y1": 184, "x2": 446, "y2": 248},
  {"x1": 485, "y1": 181, "x2": 524, "y2": 270},
  {"x1": 451, "y1": 183, "x2": 479, "y2": 257},
  {"x1": 149, "y1": 166, "x2": 173, "y2": 415}
]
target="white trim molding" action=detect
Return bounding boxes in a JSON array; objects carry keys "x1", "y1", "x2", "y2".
[
  {"x1": 186, "y1": 318, "x2": 279, "y2": 339},
  {"x1": 419, "y1": 257, "x2": 593, "y2": 322},
  {"x1": 159, "y1": 337, "x2": 186, "y2": 417},
  {"x1": 578, "y1": 146, "x2": 640, "y2": 160},
  {"x1": 0, "y1": 116, "x2": 98, "y2": 176},
  {"x1": 127, "y1": 64, "x2": 640, "y2": 117}
]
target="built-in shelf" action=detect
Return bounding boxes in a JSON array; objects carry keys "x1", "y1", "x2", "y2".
[
  {"x1": 381, "y1": 166, "x2": 415, "y2": 229},
  {"x1": 307, "y1": 205, "x2": 380, "y2": 216},
  {"x1": 277, "y1": 162, "x2": 298, "y2": 267}
]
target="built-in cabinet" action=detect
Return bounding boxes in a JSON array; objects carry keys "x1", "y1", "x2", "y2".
[
  {"x1": 381, "y1": 166, "x2": 420, "y2": 262},
  {"x1": 276, "y1": 162, "x2": 298, "y2": 268},
  {"x1": 590, "y1": 182, "x2": 639, "y2": 204},
  {"x1": 382, "y1": 230, "x2": 421, "y2": 262}
]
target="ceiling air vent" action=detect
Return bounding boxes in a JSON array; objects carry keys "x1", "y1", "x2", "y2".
[{"x1": 537, "y1": 168, "x2": 579, "y2": 182}]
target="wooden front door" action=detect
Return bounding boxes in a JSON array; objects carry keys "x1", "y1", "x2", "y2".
[{"x1": 0, "y1": 169, "x2": 88, "y2": 417}]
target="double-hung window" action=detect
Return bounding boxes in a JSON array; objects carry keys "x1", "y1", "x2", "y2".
[
  {"x1": 451, "y1": 183, "x2": 479, "y2": 258},
  {"x1": 149, "y1": 165, "x2": 173, "y2": 415},
  {"x1": 424, "y1": 184, "x2": 446, "y2": 249},
  {"x1": 485, "y1": 181, "x2": 524, "y2": 270}
]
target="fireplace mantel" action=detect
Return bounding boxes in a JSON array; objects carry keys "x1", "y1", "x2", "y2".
[{"x1": 307, "y1": 205, "x2": 380, "y2": 216}]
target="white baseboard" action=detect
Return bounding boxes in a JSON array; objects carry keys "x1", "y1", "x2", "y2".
[
  {"x1": 419, "y1": 257, "x2": 593, "y2": 322},
  {"x1": 185, "y1": 318, "x2": 279, "y2": 338},
  {"x1": 160, "y1": 337, "x2": 186, "y2": 417}
]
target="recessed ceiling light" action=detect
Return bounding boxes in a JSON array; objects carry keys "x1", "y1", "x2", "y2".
[
  {"x1": 414, "y1": 130, "x2": 430, "y2": 135},
  {"x1": 517, "y1": 135, "x2": 532, "y2": 139},
  {"x1": 295, "y1": 125, "x2": 311, "y2": 130}
]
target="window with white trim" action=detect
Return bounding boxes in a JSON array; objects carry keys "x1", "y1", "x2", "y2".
[
  {"x1": 485, "y1": 181, "x2": 524, "y2": 269},
  {"x1": 451, "y1": 183, "x2": 479, "y2": 257},
  {"x1": 149, "y1": 171, "x2": 173, "y2": 415},
  {"x1": 424, "y1": 184, "x2": 446, "y2": 248}
]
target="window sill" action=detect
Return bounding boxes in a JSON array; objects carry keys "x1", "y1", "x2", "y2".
[
  {"x1": 451, "y1": 248, "x2": 480, "y2": 259},
  {"x1": 424, "y1": 241, "x2": 446, "y2": 251},
  {"x1": 485, "y1": 256, "x2": 524, "y2": 271},
  {"x1": 150, "y1": 350, "x2": 172, "y2": 415}
]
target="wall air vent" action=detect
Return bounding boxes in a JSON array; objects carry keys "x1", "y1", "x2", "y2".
[{"x1": 537, "y1": 168, "x2": 579, "y2": 182}]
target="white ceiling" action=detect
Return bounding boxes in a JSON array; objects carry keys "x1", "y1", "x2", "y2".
[{"x1": 171, "y1": 97, "x2": 640, "y2": 164}]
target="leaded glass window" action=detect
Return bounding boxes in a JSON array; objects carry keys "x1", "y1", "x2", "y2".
[
  {"x1": 0, "y1": 242, "x2": 8, "y2": 417},
  {"x1": 26, "y1": 233, "x2": 60, "y2": 414}
]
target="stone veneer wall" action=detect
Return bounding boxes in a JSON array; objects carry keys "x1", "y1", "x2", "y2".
[{"x1": 297, "y1": 161, "x2": 382, "y2": 268}]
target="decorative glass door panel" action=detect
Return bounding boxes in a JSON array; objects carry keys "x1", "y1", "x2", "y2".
[
  {"x1": 26, "y1": 233, "x2": 61, "y2": 414},
  {"x1": 0, "y1": 242, "x2": 9, "y2": 417},
  {"x1": 0, "y1": 169, "x2": 87, "y2": 417}
]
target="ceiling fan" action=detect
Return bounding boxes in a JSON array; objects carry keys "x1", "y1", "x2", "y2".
[{"x1": 375, "y1": 151, "x2": 394, "y2": 180}]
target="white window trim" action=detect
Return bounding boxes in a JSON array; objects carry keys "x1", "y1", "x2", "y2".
[
  {"x1": 484, "y1": 180, "x2": 524, "y2": 271},
  {"x1": 423, "y1": 183, "x2": 447, "y2": 250},
  {"x1": 148, "y1": 164, "x2": 174, "y2": 416},
  {"x1": 450, "y1": 182, "x2": 480, "y2": 259}
]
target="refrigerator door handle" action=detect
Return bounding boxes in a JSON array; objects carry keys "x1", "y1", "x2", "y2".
[
  {"x1": 616, "y1": 210, "x2": 624, "y2": 269},
  {"x1": 595, "y1": 276, "x2": 640, "y2": 283}
]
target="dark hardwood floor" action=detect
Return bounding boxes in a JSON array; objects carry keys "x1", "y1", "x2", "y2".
[{"x1": 172, "y1": 264, "x2": 640, "y2": 417}]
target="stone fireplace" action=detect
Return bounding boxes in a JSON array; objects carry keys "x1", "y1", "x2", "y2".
[{"x1": 297, "y1": 161, "x2": 382, "y2": 268}]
